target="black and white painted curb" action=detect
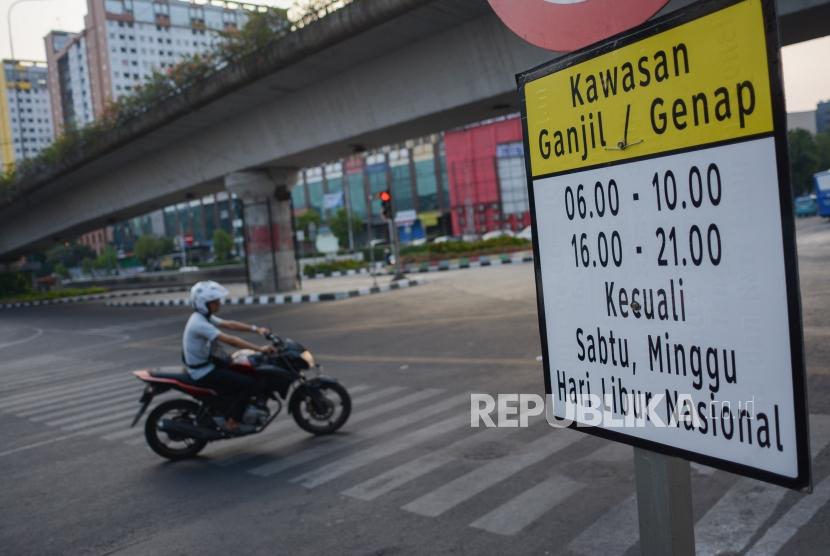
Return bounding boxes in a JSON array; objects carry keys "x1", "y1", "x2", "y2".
[
  {"x1": 0, "y1": 286, "x2": 189, "y2": 310},
  {"x1": 106, "y1": 278, "x2": 426, "y2": 308},
  {"x1": 303, "y1": 267, "x2": 370, "y2": 280},
  {"x1": 303, "y1": 252, "x2": 534, "y2": 279},
  {"x1": 406, "y1": 253, "x2": 533, "y2": 274}
]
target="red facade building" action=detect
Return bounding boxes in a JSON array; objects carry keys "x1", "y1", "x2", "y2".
[{"x1": 444, "y1": 116, "x2": 530, "y2": 236}]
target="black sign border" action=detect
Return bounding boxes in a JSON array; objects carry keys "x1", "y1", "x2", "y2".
[{"x1": 516, "y1": 0, "x2": 811, "y2": 491}]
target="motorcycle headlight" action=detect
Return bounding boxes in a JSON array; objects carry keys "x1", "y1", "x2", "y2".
[{"x1": 300, "y1": 350, "x2": 316, "y2": 368}]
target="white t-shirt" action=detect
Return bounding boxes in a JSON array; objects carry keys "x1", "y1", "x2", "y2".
[{"x1": 182, "y1": 312, "x2": 225, "y2": 379}]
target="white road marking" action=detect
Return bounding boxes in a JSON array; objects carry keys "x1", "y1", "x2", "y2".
[
  {"x1": 59, "y1": 408, "x2": 142, "y2": 432},
  {"x1": 45, "y1": 398, "x2": 146, "y2": 427},
  {"x1": 343, "y1": 422, "x2": 533, "y2": 501},
  {"x1": 248, "y1": 393, "x2": 464, "y2": 477},
  {"x1": 80, "y1": 419, "x2": 144, "y2": 438},
  {"x1": 336, "y1": 385, "x2": 407, "y2": 405},
  {"x1": 567, "y1": 414, "x2": 830, "y2": 556},
  {"x1": 292, "y1": 413, "x2": 468, "y2": 488},
  {"x1": 0, "y1": 431, "x2": 89, "y2": 458},
  {"x1": 0, "y1": 375, "x2": 128, "y2": 409},
  {"x1": 402, "y1": 428, "x2": 581, "y2": 517},
  {"x1": 695, "y1": 480, "x2": 790, "y2": 556},
  {"x1": 102, "y1": 428, "x2": 147, "y2": 442},
  {"x1": 695, "y1": 414, "x2": 830, "y2": 556},
  {"x1": 22, "y1": 390, "x2": 139, "y2": 420},
  {"x1": 0, "y1": 327, "x2": 43, "y2": 350},
  {"x1": 345, "y1": 384, "x2": 372, "y2": 395},
  {"x1": 0, "y1": 379, "x2": 133, "y2": 413},
  {"x1": 567, "y1": 495, "x2": 639, "y2": 556},
  {"x1": 211, "y1": 386, "x2": 436, "y2": 467},
  {"x1": 745, "y1": 474, "x2": 830, "y2": 555},
  {"x1": 470, "y1": 474, "x2": 583, "y2": 535},
  {"x1": 579, "y1": 441, "x2": 632, "y2": 464}
]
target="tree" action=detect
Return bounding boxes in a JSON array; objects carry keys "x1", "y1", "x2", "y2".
[
  {"x1": 54, "y1": 263, "x2": 69, "y2": 279},
  {"x1": 45, "y1": 242, "x2": 95, "y2": 271},
  {"x1": 93, "y1": 246, "x2": 118, "y2": 274},
  {"x1": 213, "y1": 228, "x2": 234, "y2": 263},
  {"x1": 329, "y1": 208, "x2": 362, "y2": 250},
  {"x1": 296, "y1": 210, "x2": 321, "y2": 238},
  {"x1": 787, "y1": 129, "x2": 819, "y2": 197},
  {"x1": 134, "y1": 235, "x2": 172, "y2": 267},
  {"x1": 82, "y1": 258, "x2": 93, "y2": 275}
]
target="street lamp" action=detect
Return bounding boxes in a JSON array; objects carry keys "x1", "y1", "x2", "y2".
[
  {"x1": 6, "y1": 0, "x2": 54, "y2": 59},
  {"x1": 5, "y1": 0, "x2": 54, "y2": 162}
]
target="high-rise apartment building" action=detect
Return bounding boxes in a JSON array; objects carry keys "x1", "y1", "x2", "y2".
[
  {"x1": 46, "y1": 0, "x2": 267, "y2": 134},
  {"x1": 44, "y1": 0, "x2": 271, "y2": 256},
  {"x1": 0, "y1": 60, "x2": 55, "y2": 171},
  {"x1": 45, "y1": 31, "x2": 96, "y2": 132},
  {"x1": 817, "y1": 100, "x2": 830, "y2": 135}
]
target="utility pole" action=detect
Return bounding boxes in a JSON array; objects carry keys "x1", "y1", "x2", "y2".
[
  {"x1": 379, "y1": 189, "x2": 404, "y2": 280},
  {"x1": 365, "y1": 191, "x2": 377, "y2": 287}
]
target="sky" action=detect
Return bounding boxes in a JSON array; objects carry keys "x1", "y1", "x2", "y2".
[{"x1": 1, "y1": 0, "x2": 829, "y2": 112}]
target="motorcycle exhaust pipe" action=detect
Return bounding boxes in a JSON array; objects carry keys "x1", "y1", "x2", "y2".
[{"x1": 159, "y1": 418, "x2": 224, "y2": 441}]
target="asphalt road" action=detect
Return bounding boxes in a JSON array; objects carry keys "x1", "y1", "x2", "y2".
[{"x1": 1, "y1": 217, "x2": 830, "y2": 555}]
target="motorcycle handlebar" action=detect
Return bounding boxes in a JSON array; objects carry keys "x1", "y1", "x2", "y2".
[{"x1": 265, "y1": 332, "x2": 283, "y2": 345}]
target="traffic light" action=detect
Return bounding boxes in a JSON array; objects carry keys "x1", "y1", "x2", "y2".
[{"x1": 379, "y1": 190, "x2": 393, "y2": 220}]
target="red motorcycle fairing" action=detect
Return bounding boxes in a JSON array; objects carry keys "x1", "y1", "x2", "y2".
[{"x1": 133, "y1": 368, "x2": 218, "y2": 398}]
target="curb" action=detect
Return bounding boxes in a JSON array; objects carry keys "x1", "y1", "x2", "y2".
[
  {"x1": 406, "y1": 253, "x2": 534, "y2": 274},
  {"x1": 0, "y1": 286, "x2": 190, "y2": 310},
  {"x1": 304, "y1": 267, "x2": 370, "y2": 280},
  {"x1": 303, "y1": 253, "x2": 534, "y2": 279},
  {"x1": 106, "y1": 278, "x2": 425, "y2": 308}
]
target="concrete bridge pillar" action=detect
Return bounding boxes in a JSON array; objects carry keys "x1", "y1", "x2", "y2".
[{"x1": 225, "y1": 170, "x2": 299, "y2": 295}]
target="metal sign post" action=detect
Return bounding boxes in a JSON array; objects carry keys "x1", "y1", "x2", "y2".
[{"x1": 634, "y1": 448, "x2": 695, "y2": 555}]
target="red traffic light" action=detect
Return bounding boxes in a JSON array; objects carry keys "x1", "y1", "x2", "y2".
[{"x1": 378, "y1": 191, "x2": 392, "y2": 202}]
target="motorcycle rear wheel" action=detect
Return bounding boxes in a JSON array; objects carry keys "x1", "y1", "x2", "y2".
[
  {"x1": 292, "y1": 382, "x2": 351, "y2": 435},
  {"x1": 145, "y1": 399, "x2": 208, "y2": 460}
]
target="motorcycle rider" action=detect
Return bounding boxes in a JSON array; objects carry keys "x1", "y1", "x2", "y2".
[{"x1": 184, "y1": 280, "x2": 275, "y2": 433}]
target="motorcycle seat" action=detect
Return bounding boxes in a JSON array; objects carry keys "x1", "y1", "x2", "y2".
[{"x1": 147, "y1": 366, "x2": 200, "y2": 385}]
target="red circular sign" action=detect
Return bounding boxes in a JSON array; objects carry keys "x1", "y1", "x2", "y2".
[{"x1": 488, "y1": 0, "x2": 669, "y2": 52}]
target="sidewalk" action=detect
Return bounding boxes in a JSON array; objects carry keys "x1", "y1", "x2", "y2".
[{"x1": 106, "y1": 276, "x2": 425, "y2": 308}]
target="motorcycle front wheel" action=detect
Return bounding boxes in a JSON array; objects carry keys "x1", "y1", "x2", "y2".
[
  {"x1": 144, "y1": 399, "x2": 208, "y2": 460},
  {"x1": 291, "y1": 382, "x2": 351, "y2": 435}
]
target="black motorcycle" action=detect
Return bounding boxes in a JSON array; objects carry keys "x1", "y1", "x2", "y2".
[{"x1": 131, "y1": 333, "x2": 351, "y2": 460}]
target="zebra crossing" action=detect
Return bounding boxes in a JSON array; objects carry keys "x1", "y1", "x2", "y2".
[{"x1": 1, "y1": 374, "x2": 829, "y2": 552}]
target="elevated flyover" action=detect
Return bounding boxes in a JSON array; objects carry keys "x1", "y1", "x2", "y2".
[{"x1": 1, "y1": 0, "x2": 826, "y2": 291}]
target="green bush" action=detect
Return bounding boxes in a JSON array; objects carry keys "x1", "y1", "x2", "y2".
[
  {"x1": 93, "y1": 246, "x2": 119, "y2": 273},
  {"x1": 135, "y1": 235, "x2": 174, "y2": 267},
  {"x1": 54, "y1": 263, "x2": 70, "y2": 278},
  {"x1": 197, "y1": 259, "x2": 240, "y2": 268},
  {"x1": 303, "y1": 259, "x2": 365, "y2": 277},
  {"x1": 0, "y1": 287, "x2": 107, "y2": 303},
  {"x1": 212, "y1": 228, "x2": 234, "y2": 263},
  {"x1": 0, "y1": 271, "x2": 32, "y2": 298},
  {"x1": 400, "y1": 236, "x2": 530, "y2": 262}
]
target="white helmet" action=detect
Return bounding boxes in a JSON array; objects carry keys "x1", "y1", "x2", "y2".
[{"x1": 190, "y1": 280, "x2": 228, "y2": 315}]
